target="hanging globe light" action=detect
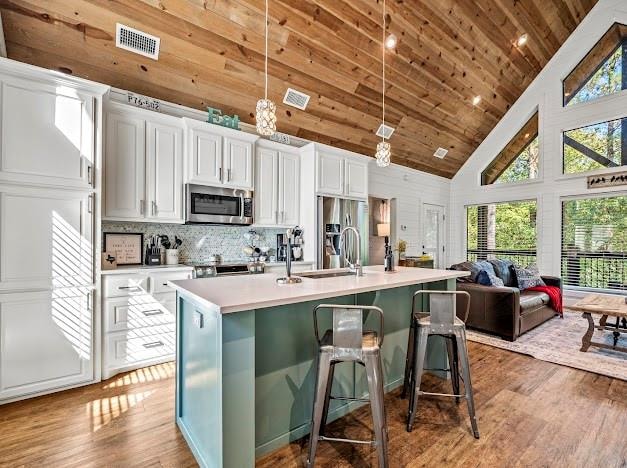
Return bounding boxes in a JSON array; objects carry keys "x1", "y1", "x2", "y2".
[
  {"x1": 375, "y1": 141, "x2": 391, "y2": 167},
  {"x1": 256, "y1": 98, "x2": 276, "y2": 136},
  {"x1": 255, "y1": 0, "x2": 276, "y2": 136}
]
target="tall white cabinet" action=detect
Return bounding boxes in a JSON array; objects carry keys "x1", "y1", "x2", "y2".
[
  {"x1": 104, "y1": 103, "x2": 183, "y2": 223},
  {"x1": 0, "y1": 61, "x2": 106, "y2": 403},
  {"x1": 254, "y1": 141, "x2": 300, "y2": 227}
]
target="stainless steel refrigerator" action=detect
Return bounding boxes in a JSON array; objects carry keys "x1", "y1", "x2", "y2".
[{"x1": 317, "y1": 196, "x2": 369, "y2": 269}]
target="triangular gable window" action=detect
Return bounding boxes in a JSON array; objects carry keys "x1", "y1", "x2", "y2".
[
  {"x1": 481, "y1": 112, "x2": 539, "y2": 185},
  {"x1": 564, "y1": 23, "x2": 626, "y2": 106}
]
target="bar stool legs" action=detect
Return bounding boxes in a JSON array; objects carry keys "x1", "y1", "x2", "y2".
[
  {"x1": 456, "y1": 329, "x2": 479, "y2": 438},
  {"x1": 406, "y1": 327, "x2": 429, "y2": 432},
  {"x1": 365, "y1": 353, "x2": 389, "y2": 468},
  {"x1": 307, "y1": 353, "x2": 332, "y2": 468}
]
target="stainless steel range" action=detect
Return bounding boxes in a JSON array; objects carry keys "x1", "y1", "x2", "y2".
[{"x1": 188, "y1": 261, "x2": 264, "y2": 278}]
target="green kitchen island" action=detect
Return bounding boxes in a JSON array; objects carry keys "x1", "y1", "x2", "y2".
[{"x1": 168, "y1": 265, "x2": 468, "y2": 468}]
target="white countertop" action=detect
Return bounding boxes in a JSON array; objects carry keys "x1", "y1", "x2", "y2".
[{"x1": 169, "y1": 265, "x2": 469, "y2": 314}]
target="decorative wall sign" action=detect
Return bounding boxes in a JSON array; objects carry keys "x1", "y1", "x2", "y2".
[
  {"x1": 103, "y1": 232, "x2": 144, "y2": 265},
  {"x1": 101, "y1": 252, "x2": 118, "y2": 270},
  {"x1": 269, "y1": 131, "x2": 291, "y2": 145},
  {"x1": 587, "y1": 170, "x2": 627, "y2": 189},
  {"x1": 126, "y1": 91, "x2": 161, "y2": 111},
  {"x1": 207, "y1": 106, "x2": 240, "y2": 130}
]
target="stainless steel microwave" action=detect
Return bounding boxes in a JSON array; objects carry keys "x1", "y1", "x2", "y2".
[{"x1": 185, "y1": 184, "x2": 253, "y2": 225}]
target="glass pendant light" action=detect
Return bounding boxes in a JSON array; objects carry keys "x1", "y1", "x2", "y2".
[
  {"x1": 256, "y1": 0, "x2": 276, "y2": 136},
  {"x1": 375, "y1": 0, "x2": 390, "y2": 167}
]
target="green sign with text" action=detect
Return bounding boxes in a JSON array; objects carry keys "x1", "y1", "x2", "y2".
[{"x1": 207, "y1": 107, "x2": 240, "y2": 130}]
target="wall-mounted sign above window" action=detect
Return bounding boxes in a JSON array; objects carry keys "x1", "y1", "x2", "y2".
[
  {"x1": 587, "y1": 170, "x2": 627, "y2": 189},
  {"x1": 207, "y1": 107, "x2": 240, "y2": 130},
  {"x1": 126, "y1": 91, "x2": 161, "y2": 111}
]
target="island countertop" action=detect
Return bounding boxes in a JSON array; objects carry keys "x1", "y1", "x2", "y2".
[{"x1": 168, "y1": 265, "x2": 469, "y2": 314}]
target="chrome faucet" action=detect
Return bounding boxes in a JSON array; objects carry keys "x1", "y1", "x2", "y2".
[{"x1": 340, "y1": 226, "x2": 363, "y2": 276}]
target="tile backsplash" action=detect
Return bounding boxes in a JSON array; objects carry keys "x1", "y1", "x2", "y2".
[{"x1": 102, "y1": 222, "x2": 285, "y2": 263}]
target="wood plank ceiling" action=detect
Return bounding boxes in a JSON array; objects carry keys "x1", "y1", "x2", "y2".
[{"x1": 0, "y1": 0, "x2": 597, "y2": 177}]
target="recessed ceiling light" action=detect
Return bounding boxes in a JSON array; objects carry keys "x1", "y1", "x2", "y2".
[
  {"x1": 385, "y1": 33, "x2": 397, "y2": 49},
  {"x1": 524, "y1": 133, "x2": 530, "y2": 139},
  {"x1": 516, "y1": 33, "x2": 528, "y2": 47},
  {"x1": 472, "y1": 95, "x2": 481, "y2": 106}
]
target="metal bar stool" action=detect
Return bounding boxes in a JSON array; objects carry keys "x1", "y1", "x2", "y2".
[
  {"x1": 404, "y1": 290, "x2": 479, "y2": 438},
  {"x1": 307, "y1": 304, "x2": 389, "y2": 468}
]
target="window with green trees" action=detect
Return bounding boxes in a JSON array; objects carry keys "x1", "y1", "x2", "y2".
[
  {"x1": 481, "y1": 113, "x2": 539, "y2": 185},
  {"x1": 564, "y1": 117, "x2": 626, "y2": 174},
  {"x1": 563, "y1": 23, "x2": 626, "y2": 106},
  {"x1": 561, "y1": 195, "x2": 627, "y2": 291},
  {"x1": 467, "y1": 200, "x2": 537, "y2": 267}
]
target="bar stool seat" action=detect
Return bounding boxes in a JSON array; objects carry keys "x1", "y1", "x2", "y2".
[{"x1": 307, "y1": 304, "x2": 389, "y2": 468}]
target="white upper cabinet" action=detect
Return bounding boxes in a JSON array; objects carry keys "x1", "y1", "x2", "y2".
[
  {"x1": 104, "y1": 104, "x2": 184, "y2": 223},
  {"x1": 0, "y1": 76, "x2": 96, "y2": 188},
  {"x1": 316, "y1": 149, "x2": 369, "y2": 200},
  {"x1": 317, "y1": 151, "x2": 344, "y2": 196},
  {"x1": 254, "y1": 147, "x2": 279, "y2": 225},
  {"x1": 224, "y1": 137, "x2": 253, "y2": 189},
  {"x1": 279, "y1": 151, "x2": 300, "y2": 226},
  {"x1": 105, "y1": 112, "x2": 146, "y2": 219},
  {"x1": 146, "y1": 121, "x2": 183, "y2": 222},
  {"x1": 254, "y1": 143, "x2": 300, "y2": 227},
  {"x1": 183, "y1": 118, "x2": 257, "y2": 190},
  {"x1": 345, "y1": 158, "x2": 368, "y2": 199},
  {"x1": 188, "y1": 128, "x2": 222, "y2": 185}
]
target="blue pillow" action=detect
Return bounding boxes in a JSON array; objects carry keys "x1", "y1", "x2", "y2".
[{"x1": 477, "y1": 270, "x2": 505, "y2": 287}]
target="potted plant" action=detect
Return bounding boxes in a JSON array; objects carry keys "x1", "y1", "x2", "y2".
[{"x1": 396, "y1": 239, "x2": 407, "y2": 261}]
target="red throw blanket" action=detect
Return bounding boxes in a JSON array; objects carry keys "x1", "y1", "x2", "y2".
[{"x1": 526, "y1": 285, "x2": 563, "y2": 317}]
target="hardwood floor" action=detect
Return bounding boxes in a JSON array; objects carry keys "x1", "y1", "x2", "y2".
[{"x1": 1, "y1": 343, "x2": 625, "y2": 467}]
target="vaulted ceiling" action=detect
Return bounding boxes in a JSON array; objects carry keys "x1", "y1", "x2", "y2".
[{"x1": 0, "y1": 0, "x2": 597, "y2": 177}]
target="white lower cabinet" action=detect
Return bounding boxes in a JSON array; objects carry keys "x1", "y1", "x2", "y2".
[
  {"x1": 0, "y1": 289, "x2": 94, "y2": 401},
  {"x1": 101, "y1": 268, "x2": 191, "y2": 379}
]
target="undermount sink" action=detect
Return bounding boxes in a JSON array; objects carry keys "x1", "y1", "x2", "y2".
[{"x1": 299, "y1": 270, "x2": 358, "y2": 279}]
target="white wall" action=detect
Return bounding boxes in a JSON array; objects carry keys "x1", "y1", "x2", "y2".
[
  {"x1": 449, "y1": 0, "x2": 627, "y2": 284},
  {"x1": 370, "y1": 162, "x2": 451, "y2": 264}
]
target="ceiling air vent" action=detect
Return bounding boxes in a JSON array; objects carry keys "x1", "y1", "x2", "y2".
[
  {"x1": 434, "y1": 147, "x2": 449, "y2": 159},
  {"x1": 283, "y1": 88, "x2": 310, "y2": 110},
  {"x1": 116, "y1": 23, "x2": 160, "y2": 60},
  {"x1": 376, "y1": 123, "x2": 395, "y2": 139}
]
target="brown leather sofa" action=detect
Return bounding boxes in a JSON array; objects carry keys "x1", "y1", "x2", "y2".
[{"x1": 451, "y1": 260, "x2": 562, "y2": 341}]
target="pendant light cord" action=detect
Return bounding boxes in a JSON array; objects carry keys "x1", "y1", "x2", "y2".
[
  {"x1": 265, "y1": 0, "x2": 269, "y2": 100},
  {"x1": 382, "y1": 0, "x2": 385, "y2": 143}
]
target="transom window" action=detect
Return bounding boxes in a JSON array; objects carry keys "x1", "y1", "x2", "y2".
[
  {"x1": 563, "y1": 116, "x2": 626, "y2": 174},
  {"x1": 563, "y1": 23, "x2": 626, "y2": 106},
  {"x1": 481, "y1": 112, "x2": 539, "y2": 185}
]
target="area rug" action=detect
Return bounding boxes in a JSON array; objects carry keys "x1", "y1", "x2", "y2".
[{"x1": 465, "y1": 310, "x2": 627, "y2": 381}]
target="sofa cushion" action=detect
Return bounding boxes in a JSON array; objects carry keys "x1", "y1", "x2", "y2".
[
  {"x1": 519, "y1": 290, "x2": 550, "y2": 311},
  {"x1": 513, "y1": 264, "x2": 546, "y2": 290},
  {"x1": 450, "y1": 261, "x2": 496, "y2": 283},
  {"x1": 488, "y1": 259, "x2": 516, "y2": 287},
  {"x1": 477, "y1": 270, "x2": 505, "y2": 287}
]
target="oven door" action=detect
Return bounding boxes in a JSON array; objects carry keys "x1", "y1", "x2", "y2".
[{"x1": 185, "y1": 184, "x2": 253, "y2": 225}]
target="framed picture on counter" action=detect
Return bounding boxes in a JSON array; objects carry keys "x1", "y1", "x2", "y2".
[{"x1": 103, "y1": 232, "x2": 143, "y2": 265}]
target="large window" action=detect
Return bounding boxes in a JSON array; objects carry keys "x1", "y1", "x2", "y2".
[
  {"x1": 561, "y1": 195, "x2": 627, "y2": 291},
  {"x1": 467, "y1": 200, "x2": 537, "y2": 266},
  {"x1": 563, "y1": 23, "x2": 626, "y2": 106},
  {"x1": 564, "y1": 116, "x2": 626, "y2": 174},
  {"x1": 481, "y1": 112, "x2": 539, "y2": 185}
]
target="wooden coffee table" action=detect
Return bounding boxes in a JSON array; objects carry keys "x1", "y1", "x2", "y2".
[{"x1": 570, "y1": 294, "x2": 627, "y2": 353}]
